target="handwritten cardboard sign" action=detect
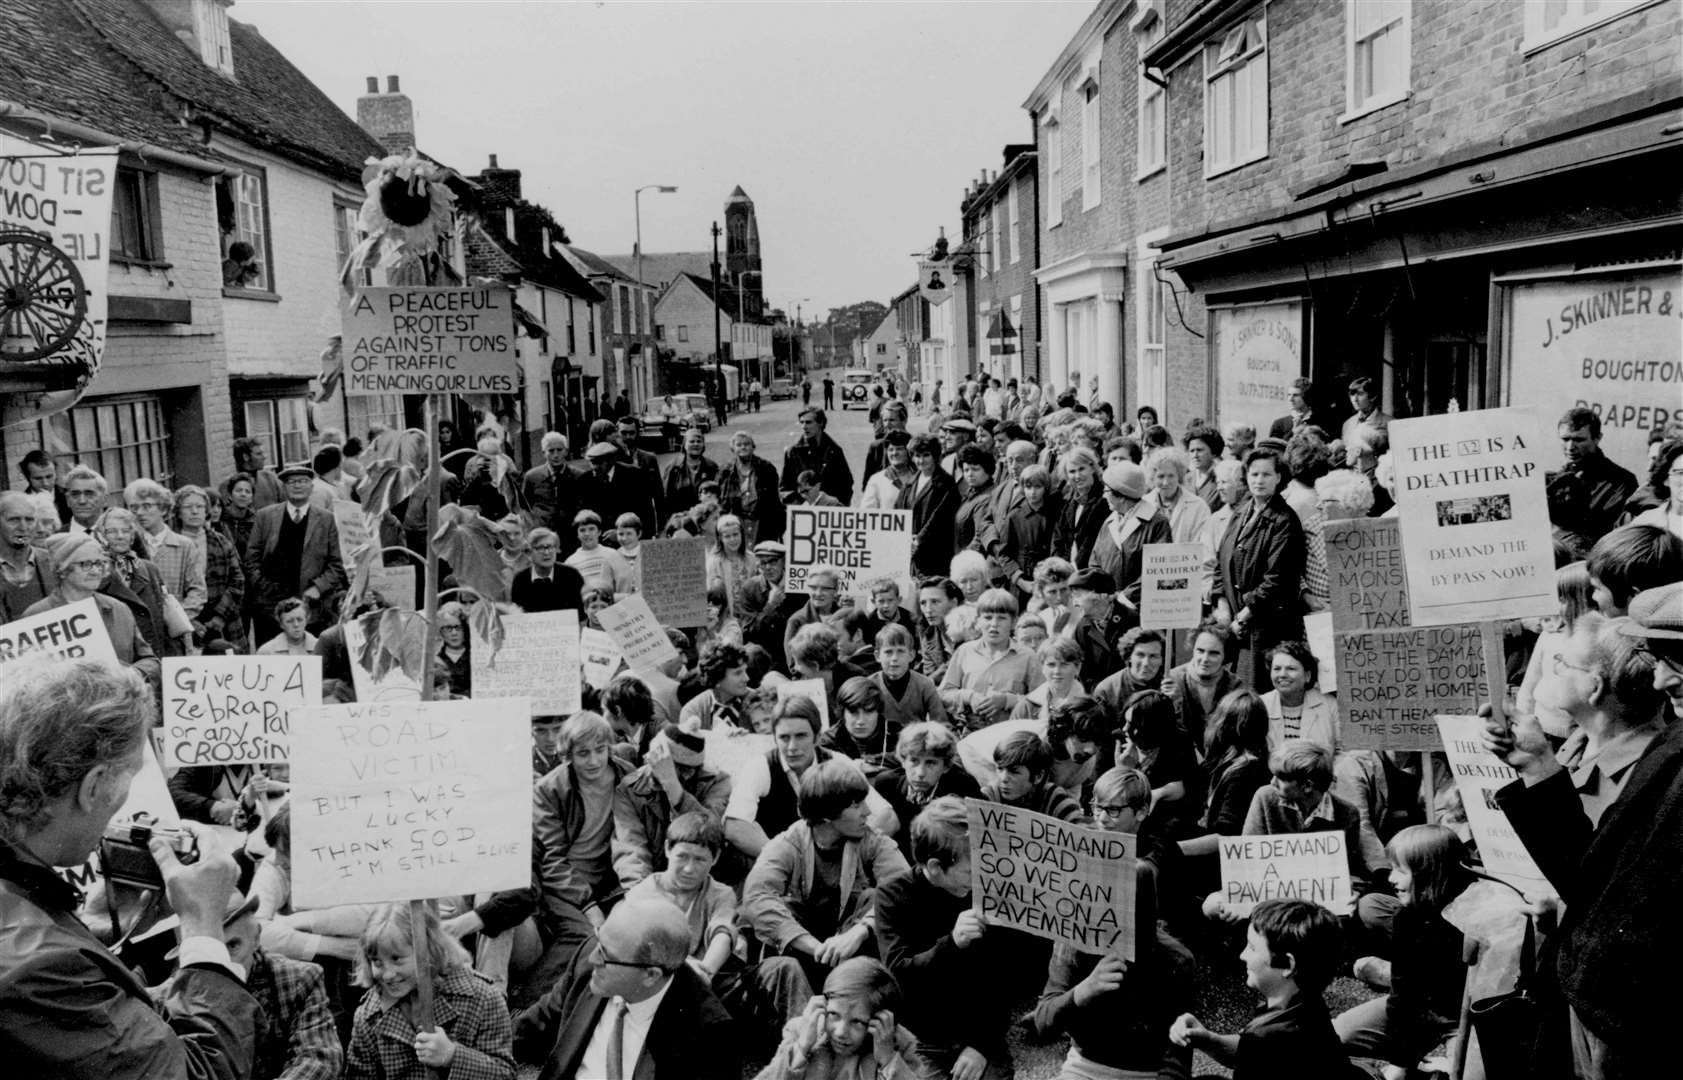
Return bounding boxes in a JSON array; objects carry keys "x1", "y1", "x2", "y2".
[
  {"x1": 774, "y1": 677, "x2": 831, "y2": 731},
  {"x1": 290, "y1": 698, "x2": 531, "y2": 907},
  {"x1": 1324, "y1": 517, "x2": 1411, "y2": 632},
  {"x1": 1437, "y1": 714, "x2": 1550, "y2": 895},
  {"x1": 1217, "y1": 831, "x2": 1354, "y2": 916},
  {"x1": 368, "y1": 565, "x2": 417, "y2": 608},
  {"x1": 598, "y1": 594, "x2": 680, "y2": 672},
  {"x1": 1391, "y1": 408, "x2": 1556, "y2": 625},
  {"x1": 969, "y1": 799, "x2": 1137, "y2": 959},
  {"x1": 162, "y1": 656, "x2": 322, "y2": 766},
  {"x1": 637, "y1": 537, "x2": 710, "y2": 626},
  {"x1": 332, "y1": 500, "x2": 375, "y2": 571},
  {"x1": 1141, "y1": 543, "x2": 1206, "y2": 631},
  {"x1": 580, "y1": 627, "x2": 624, "y2": 691},
  {"x1": 472, "y1": 610, "x2": 581, "y2": 717},
  {"x1": 785, "y1": 506, "x2": 914, "y2": 605},
  {"x1": 0, "y1": 598, "x2": 120, "y2": 670},
  {"x1": 1337, "y1": 624, "x2": 1484, "y2": 751},
  {"x1": 342, "y1": 286, "x2": 517, "y2": 397}
]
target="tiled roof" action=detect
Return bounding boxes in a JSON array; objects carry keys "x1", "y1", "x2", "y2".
[
  {"x1": 674, "y1": 271, "x2": 746, "y2": 316},
  {"x1": 60, "y1": 0, "x2": 384, "y2": 181},
  {"x1": 468, "y1": 196, "x2": 603, "y2": 303},
  {"x1": 602, "y1": 252, "x2": 712, "y2": 288},
  {"x1": 567, "y1": 246, "x2": 636, "y2": 282}
]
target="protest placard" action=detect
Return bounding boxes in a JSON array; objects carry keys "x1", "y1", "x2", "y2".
[
  {"x1": 597, "y1": 594, "x2": 680, "y2": 672},
  {"x1": 472, "y1": 610, "x2": 581, "y2": 716},
  {"x1": 637, "y1": 537, "x2": 709, "y2": 626},
  {"x1": 161, "y1": 656, "x2": 322, "y2": 767},
  {"x1": 704, "y1": 729, "x2": 774, "y2": 777},
  {"x1": 1437, "y1": 715, "x2": 1550, "y2": 895},
  {"x1": 1324, "y1": 517, "x2": 1412, "y2": 632},
  {"x1": 785, "y1": 506, "x2": 914, "y2": 604},
  {"x1": 775, "y1": 677, "x2": 831, "y2": 731},
  {"x1": 580, "y1": 627, "x2": 624, "y2": 691},
  {"x1": 341, "y1": 286, "x2": 517, "y2": 396},
  {"x1": 1305, "y1": 610, "x2": 1337, "y2": 693},
  {"x1": 1337, "y1": 624, "x2": 1484, "y2": 751},
  {"x1": 1140, "y1": 543, "x2": 1206, "y2": 631},
  {"x1": 290, "y1": 698, "x2": 531, "y2": 907},
  {"x1": 1391, "y1": 408, "x2": 1556, "y2": 626},
  {"x1": 332, "y1": 501, "x2": 375, "y2": 570},
  {"x1": 0, "y1": 598, "x2": 120, "y2": 670},
  {"x1": 968, "y1": 799, "x2": 1137, "y2": 959},
  {"x1": 1217, "y1": 832, "x2": 1354, "y2": 916},
  {"x1": 368, "y1": 565, "x2": 417, "y2": 608},
  {"x1": 342, "y1": 619, "x2": 420, "y2": 703}
]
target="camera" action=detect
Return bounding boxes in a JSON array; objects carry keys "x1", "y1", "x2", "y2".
[{"x1": 99, "y1": 812, "x2": 198, "y2": 890}]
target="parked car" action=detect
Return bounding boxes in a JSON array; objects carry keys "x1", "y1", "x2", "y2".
[
  {"x1": 769, "y1": 378, "x2": 797, "y2": 400},
  {"x1": 840, "y1": 369, "x2": 876, "y2": 409},
  {"x1": 679, "y1": 393, "x2": 714, "y2": 431}
]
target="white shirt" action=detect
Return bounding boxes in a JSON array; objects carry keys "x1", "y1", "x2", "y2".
[
  {"x1": 576, "y1": 982, "x2": 673, "y2": 1080},
  {"x1": 724, "y1": 750, "x2": 891, "y2": 825}
]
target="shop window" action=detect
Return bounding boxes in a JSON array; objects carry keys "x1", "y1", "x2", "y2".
[
  {"x1": 1204, "y1": 13, "x2": 1268, "y2": 176},
  {"x1": 36, "y1": 395, "x2": 172, "y2": 490}
]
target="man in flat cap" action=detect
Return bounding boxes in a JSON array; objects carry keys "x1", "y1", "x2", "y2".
[
  {"x1": 246, "y1": 461, "x2": 344, "y2": 642},
  {"x1": 577, "y1": 443, "x2": 658, "y2": 550},
  {"x1": 739, "y1": 541, "x2": 806, "y2": 664}
]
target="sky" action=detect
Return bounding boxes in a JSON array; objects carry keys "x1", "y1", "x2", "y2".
[{"x1": 238, "y1": 0, "x2": 1096, "y2": 320}]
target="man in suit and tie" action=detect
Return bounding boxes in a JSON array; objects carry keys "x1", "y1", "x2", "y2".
[
  {"x1": 511, "y1": 528, "x2": 586, "y2": 613},
  {"x1": 513, "y1": 897, "x2": 739, "y2": 1080},
  {"x1": 523, "y1": 431, "x2": 581, "y2": 552},
  {"x1": 578, "y1": 444, "x2": 659, "y2": 549},
  {"x1": 245, "y1": 461, "x2": 345, "y2": 642}
]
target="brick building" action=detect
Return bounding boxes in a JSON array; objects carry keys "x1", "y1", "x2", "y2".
[
  {"x1": 959, "y1": 145, "x2": 1041, "y2": 384},
  {"x1": 1143, "y1": 0, "x2": 1681, "y2": 470}
]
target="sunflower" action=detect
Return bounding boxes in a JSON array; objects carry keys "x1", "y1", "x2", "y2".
[{"x1": 343, "y1": 151, "x2": 458, "y2": 283}]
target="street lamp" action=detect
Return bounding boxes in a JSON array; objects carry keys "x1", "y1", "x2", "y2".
[{"x1": 633, "y1": 184, "x2": 677, "y2": 404}]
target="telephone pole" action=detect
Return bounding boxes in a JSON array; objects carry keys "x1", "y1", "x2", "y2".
[{"x1": 710, "y1": 221, "x2": 725, "y2": 406}]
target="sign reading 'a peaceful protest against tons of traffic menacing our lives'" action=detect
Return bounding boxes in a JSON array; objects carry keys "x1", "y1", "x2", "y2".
[
  {"x1": 162, "y1": 657, "x2": 322, "y2": 767},
  {"x1": 1140, "y1": 543, "x2": 1206, "y2": 631},
  {"x1": 472, "y1": 610, "x2": 581, "y2": 717},
  {"x1": 1390, "y1": 408, "x2": 1557, "y2": 626},
  {"x1": 1218, "y1": 831, "x2": 1355, "y2": 917},
  {"x1": 0, "y1": 599, "x2": 121, "y2": 670},
  {"x1": 1437, "y1": 714, "x2": 1550, "y2": 896},
  {"x1": 637, "y1": 537, "x2": 710, "y2": 626},
  {"x1": 341, "y1": 286, "x2": 517, "y2": 397},
  {"x1": 785, "y1": 506, "x2": 915, "y2": 605},
  {"x1": 968, "y1": 799, "x2": 1137, "y2": 960},
  {"x1": 597, "y1": 593, "x2": 680, "y2": 673},
  {"x1": 290, "y1": 698, "x2": 531, "y2": 908},
  {"x1": 1324, "y1": 517, "x2": 1412, "y2": 632},
  {"x1": 1336, "y1": 624, "x2": 1485, "y2": 751}
]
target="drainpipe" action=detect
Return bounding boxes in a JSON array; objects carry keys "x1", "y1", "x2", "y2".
[{"x1": 0, "y1": 100, "x2": 230, "y2": 176}]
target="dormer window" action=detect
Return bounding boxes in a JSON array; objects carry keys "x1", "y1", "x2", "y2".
[{"x1": 194, "y1": 0, "x2": 234, "y2": 77}]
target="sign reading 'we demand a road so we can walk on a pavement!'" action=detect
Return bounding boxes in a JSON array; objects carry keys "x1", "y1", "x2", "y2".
[{"x1": 341, "y1": 286, "x2": 517, "y2": 397}]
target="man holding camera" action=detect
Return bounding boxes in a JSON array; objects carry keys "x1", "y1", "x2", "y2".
[{"x1": 0, "y1": 657, "x2": 258, "y2": 1078}]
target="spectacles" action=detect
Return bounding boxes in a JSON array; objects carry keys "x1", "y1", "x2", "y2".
[
  {"x1": 590, "y1": 942, "x2": 670, "y2": 973},
  {"x1": 1093, "y1": 803, "x2": 1131, "y2": 818},
  {"x1": 69, "y1": 558, "x2": 111, "y2": 574},
  {"x1": 1552, "y1": 652, "x2": 1595, "y2": 677}
]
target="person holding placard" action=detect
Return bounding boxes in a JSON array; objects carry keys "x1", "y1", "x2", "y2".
[
  {"x1": 25, "y1": 533, "x2": 159, "y2": 688},
  {"x1": 535, "y1": 713, "x2": 637, "y2": 967},
  {"x1": 983, "y1": 731, "x2": 1084, "y2": 823},
  {"x1": 1214, "y1": 447, "x2": 1308, "y2": 689},
  {"x1": 1178, "y1": 690, "x2": 1275, "y2": 897}
]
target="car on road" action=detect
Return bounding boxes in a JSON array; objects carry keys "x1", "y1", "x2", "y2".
[
  {"x1": 839, "y1": 369, "x2": 876, "y2": 409},
  {"x1": 637, "y1": 395, "x2": 713, "y2": 451},
  {"x1": 769, "y1": 378, "x2": 797, "y2": 400}
]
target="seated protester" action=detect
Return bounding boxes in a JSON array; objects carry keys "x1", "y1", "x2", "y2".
[
  {"x1": 722, "y1": 697, "x2": 893, "y2": 873},
  {"x1": 680, "y1": 641, "x2": 755, "y2": 730},
  {"x1": 625, "y1": 811, "x2": 739, "y2": 982},
  {"x1": 613, "y1": 724, "x2": 732, "y2": 891},
  {"x1": 1170, "y1": 899, "x2": 1361, "y2": 1080},
  {"x1": 1091, "y1": 626, "x2": 1168, "y2": 720},
  {"x1": 1337, "y1": 826, "x2": 1471, "y2": 1078},
  {"x1": 1092, "y1": 765, "x2": 1186, "y2": 904},
  {"x1": 742, "y1": 685, "x2": 779, "y2": 733},
  {"x1": 827, "y1": 606, "x2": 880, "y2": 675},
  {"x1": 1164, "y1": 621, "x2": 1248, "y2": 748},
  {"x1": 1116, "y1": 689, "x2": 1205, "y2": 837},
  {"x1": 603, "y1": 672, "x2": 660, "y2": 765},
  {"x1": 347, "y1": 902, "x2": 515, "y2": 1080},
  {"x1": 1037, "y1": 769, "x2": 1197, "y2": 1080},
  {"x1": 615, "y1": 512, "x2": 647, "y2": 581},
  {"x1": 434, "y1": 600, "x2": 472, "y2": 699},
  {"x1": 1178, "y1": 690, "x2": 1276, "y2": 901},
  {"x1": 983, "y1": 730, "x2": 1083, "y2": 822},
  {"x1": 695, "y1": 582, "x2": 744, "y2": 656},
  {"x1": 914, "y1": 576, "x2": 963, "y2": 681},
  {"x1": 257, "y1": 596, "x2": 317, "y2": 656},
  {"x1": 564, "y1": 509, "x2": 635, "y2": 597},
  {"x1": 784, "y1": 564, "x2": 846, "y2": 665},
  {"x1": 1012, "y1": 613, "x2": 1049, "y2": 652},
  {"x1": 1045, "y1": 696, "x2": 1114, "y2": 808},
  {"x1": 1586, "y1": 522, "x2": 1683, "y2": 617},
  {"x1": 754, "y1": 958, "x2": 925, "y2": 1080},
  {"x1": 1022, "y1": 555, "x2": 1076, "y2": 634},
  {"x1": 510, "y1": 527, "x2": 586, "y2": 614},
  {"x1": 870, "y1": 722, "x2": 982, "y2": 862},
  {"x1": 534, "y1": 712, "x2": 635, "y2": 968},
  {"x1": 1261, "y1": 640, "x2": 1339, "y2": 752},
  {"x1": 1202, "y1": 740, "x2": 1384, "y2": 923},
  {"x1": 875, "y1": 797, "x2": 1015, "y2": 1080},
  {"x1": 1009, "y1": 634, "x2": 1087, "y2": 721},
  {"x1": 738, "y1": 760, "x2": 910, "y2": 1032},
  {"x1": 859, "y1": 578, "x2": 915, "y2": 645},
  {"x1": 789, "y1": 622, "x2": 866, "y2": 723},
  {"x1": 870, "y1": 623, "x2": 949, "y2": 731},
  {"x1": 939, "y1": 588, "x2": 1044, "y2": 731},
  {"x1": 821, "y1": 676, "x2": 898, "y2": 773},
  {"x1": 512, "y1": 898, "x2": 740, "y2": 1080},
  {"x1": 637, "y1": 630, "x2": 688, "y2": 727}
]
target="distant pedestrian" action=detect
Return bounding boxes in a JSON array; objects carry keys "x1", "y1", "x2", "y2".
[
  {"x1": 749, "y1": 378, "x2": 763, "y2": 412},
  {"x1": 823, "y1": 375, "x2": 836, "y2": 410},
  {"x1": 802, "y1": 378, "x2": 812, "y2": 406},
  {"x1": 611, "y1": 389, "x2": 632, "y2": 419},
  {"x1": 912, "y1": 382, "x2": 924, "y2": 413}
]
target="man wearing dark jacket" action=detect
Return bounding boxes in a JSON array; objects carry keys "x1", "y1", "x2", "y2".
[
  {"x1": 522, "y1": 432, "x2": 580, "y2": 550},
  {"x1": 576, "y1": 444, "x2": 659, "y2": 547},
  {"x1": 780, "y1": 408, "x2": 854, "y2": 505},
  {"x1": 245, "y1": 463, "x2": 346, "y2": 639},
  {"x1": 1547, "y1": 406, "x2": 1639, "y2": 561}
]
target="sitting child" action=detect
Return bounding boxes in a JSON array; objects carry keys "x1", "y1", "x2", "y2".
[
  {"x1": 821, "y1": 676, "x2": 898, "y2": 773},
  {"x1": 345, "y1": 902, "x2": 515, "y2": 1079},
  {"x1": 870, "y1": 721, "x2": 981, "y2": 862},
  {"x1": 1011, "y1": 613, "x2": 1049, "y2": 653},
  {"x1": 983, "y1": 730, "x2": 1083, "y2": 822},
  {"x1": 1009, "y1": 635, "x2": 1087, "y2": 722},
  {"x1": 870, "y1": 623, "x2": 948, "y2": 730},
  {"x1": 625, "y1": 811, "x2": 738, "y2": 983},
  {"x1": 1170, "y1": 898, "x2": 1359, "y2": 1079},
  {"x1": 755, "y1": 958, "x2": 925, "y2": 1080}
]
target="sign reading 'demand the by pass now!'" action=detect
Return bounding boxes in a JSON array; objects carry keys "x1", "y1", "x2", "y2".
[{"x1": 341, "y1": 286, "x2": 517, "y2": 396}]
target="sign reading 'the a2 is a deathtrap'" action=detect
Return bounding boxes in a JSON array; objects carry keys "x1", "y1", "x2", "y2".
[{"x1": 341, "y1": 286, "x2": 517, "y2": 396}]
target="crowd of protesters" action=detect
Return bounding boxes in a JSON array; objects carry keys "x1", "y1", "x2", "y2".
[{"x1": 1, "y1": 370, "x2": 1680, "y2": 1080}]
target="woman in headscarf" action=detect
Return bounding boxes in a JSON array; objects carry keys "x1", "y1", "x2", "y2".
[{"x1": 92, "y1": 506, "x2": 179, "y2": 659}]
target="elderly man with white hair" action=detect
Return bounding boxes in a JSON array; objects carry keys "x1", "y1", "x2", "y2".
[{"x1": 523, "y1": 431, "x2": 581, "y2": 549}]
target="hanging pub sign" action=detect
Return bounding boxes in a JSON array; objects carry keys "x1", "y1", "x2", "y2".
[{"x1": 920, "y1": 260, "x2": 953, "y2": 306}]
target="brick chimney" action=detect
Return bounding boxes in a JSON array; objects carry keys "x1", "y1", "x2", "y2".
[
  {"x1": 476, "y1": 153, "x2": 523, "y2": 205},
  {"x1": 356, "y1": 74, "x2": 415, "y2": 154}
]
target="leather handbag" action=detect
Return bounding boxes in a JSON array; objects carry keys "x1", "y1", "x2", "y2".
[{"x1": 1468, "y1": 913, "x2": 1543, "y2": 1080}]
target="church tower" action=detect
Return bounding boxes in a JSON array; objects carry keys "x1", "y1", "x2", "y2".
[{"x1": 724, "y1": 186, "x2": 762, "y2": 320}]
